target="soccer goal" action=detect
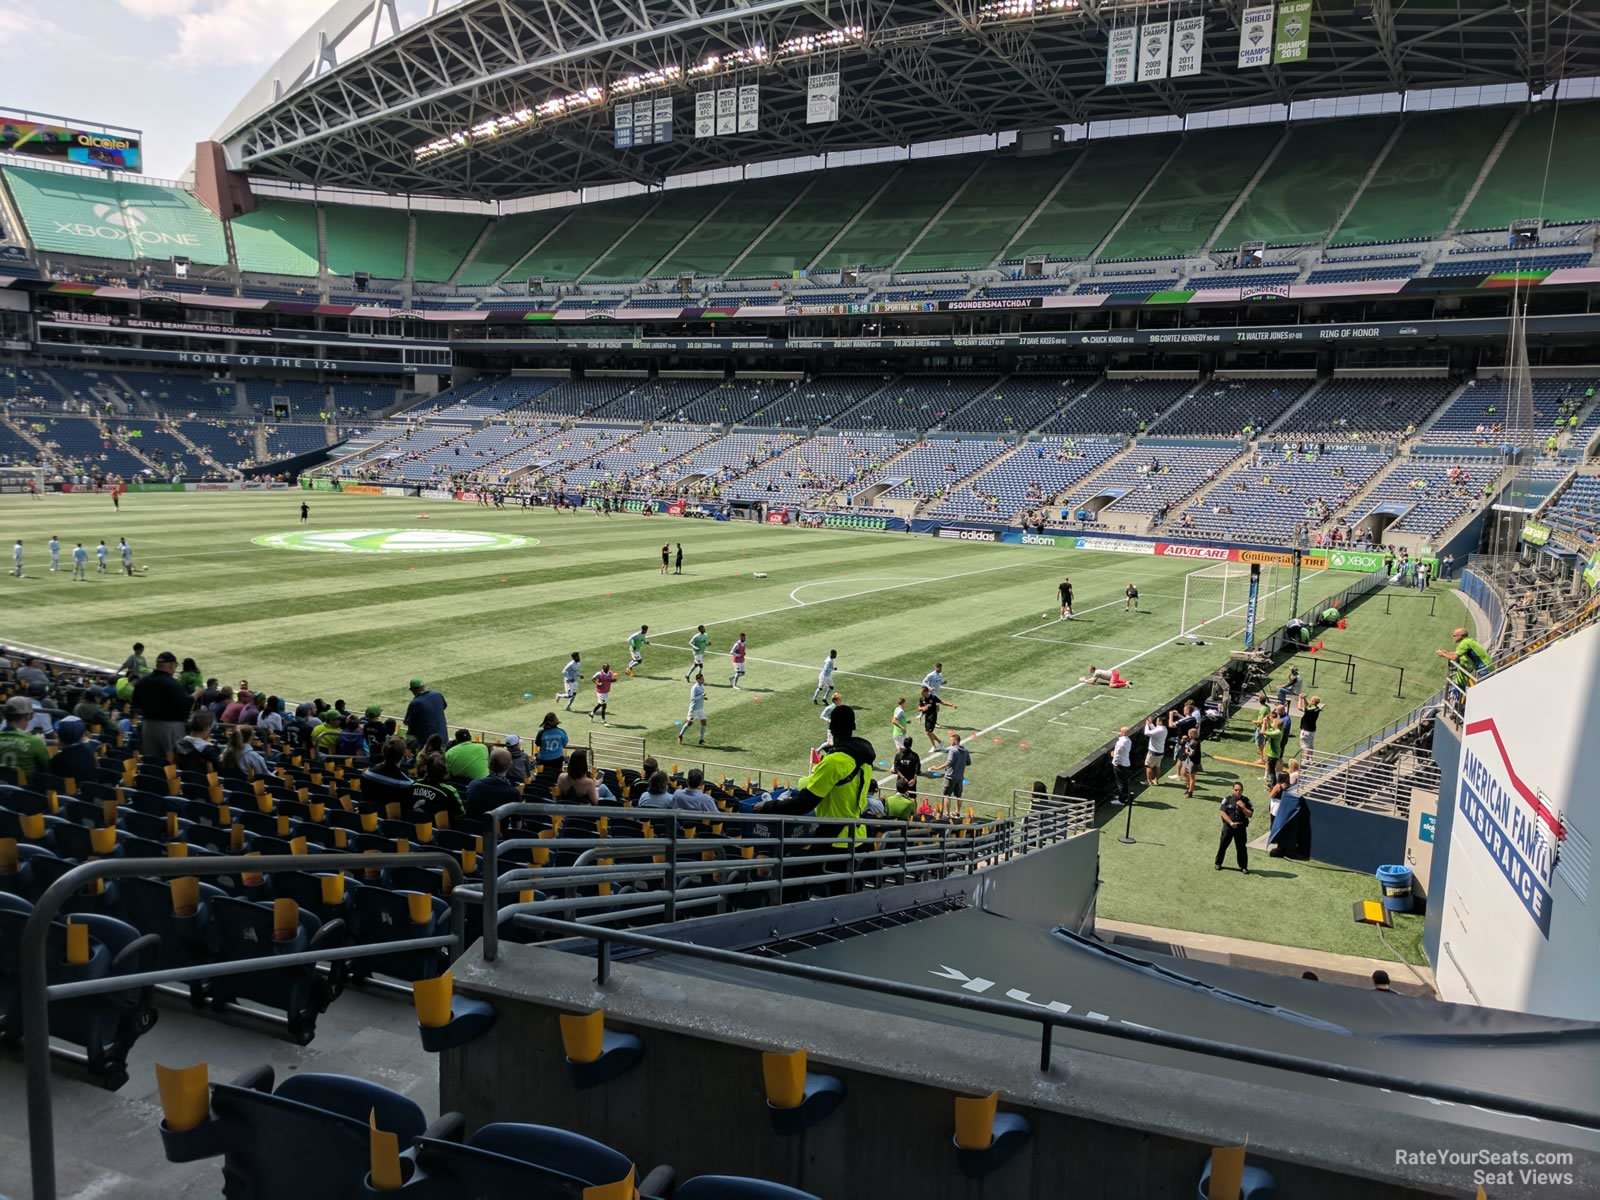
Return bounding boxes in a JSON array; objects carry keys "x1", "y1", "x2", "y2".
[
  {"x1": 1179, "y1": 562, "x2": 1288, "y2": 642},
  {"x1": 0, "y1": 464, "x2": 45, "y2": 494}
]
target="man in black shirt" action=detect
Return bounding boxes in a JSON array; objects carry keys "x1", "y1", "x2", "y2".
[
  {"x1": 917, "y1": 686, "x2": 957, "y2": 752},
  {"x1": 1298, "y1": 695, "x2": 1323, "y2": 764},
  {"x1": 675, "y1": 543, "x2": 684, "y2": 574},
  {"x1": 1215, "y1": 783, "x2": 1253, "y2": 873},
  {"x1": 892, "y1": 737, "x2": 921, "y2": 796},
  {"x1": 1058, "y1": 576, "x2": 1074, "y2": 620},
  {"x1": 131, "y1": 650, "x2": 193, "y2": 760}
]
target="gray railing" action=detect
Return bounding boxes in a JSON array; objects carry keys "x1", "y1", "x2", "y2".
[
  {"x1": 510, "y1": 915, "x2": 1600, "y2": 1131},
  {"x1": 472, "y1": 801, "x2": 1085, "y2": 963},
  {"x1": 22, "y1": 851, "x2": 466, "y2": 1200}
]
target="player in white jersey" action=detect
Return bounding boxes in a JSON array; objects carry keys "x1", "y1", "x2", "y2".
[
  {"x1": 11, "y1": 540, "x2": 22, "y2": 577},
  {"x1": 95, "y1": 540, "x2": 108, "y2": 573},
  {"x1": 685, "y1": 625, "x2": 710, "y2": 682},
  {"x1": 811, "y1": 649, "x2": 838, "y2": 704},
  {"x1": 48, "y1": 536, "x2": 60, "y2": 572},
  {"x1": 729, "y1": 633, "x2": 747, "y2": 688},
  {"x1": 678, "y1": 674, "x2": 708, "y2": 745},
  {"x1": 921, "y1": 663, "x2": 944, "y2": 697},
  {"x1": 555, "y1": 652, "x2": 582, "y2": 710}
]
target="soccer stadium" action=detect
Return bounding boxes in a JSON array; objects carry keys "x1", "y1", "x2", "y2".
[{"x1": 3, "y1": 0, "x2": 1600, "y2": 1196}]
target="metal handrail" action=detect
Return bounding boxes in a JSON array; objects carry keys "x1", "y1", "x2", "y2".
[
  {"x1": 22, "y1": 851, "x2": 465, "y2": 1200},
  {"x1": 508, "y1": 915, "x2": 1600, "y2": 1131},
  {"x1": 476, "y1": 801, "x2": 1042, "y2": 962}
]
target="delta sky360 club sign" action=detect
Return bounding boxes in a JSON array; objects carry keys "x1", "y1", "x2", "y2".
[{"x1": 254, "y1": 528, "x2": 534, "y2": 554}]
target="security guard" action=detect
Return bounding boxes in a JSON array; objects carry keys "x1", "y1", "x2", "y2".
[{"x1": 757, "y1": 704, "x2": 876, "y2": 850}]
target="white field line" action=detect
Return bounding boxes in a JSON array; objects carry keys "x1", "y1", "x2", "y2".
[
  {"x1": 925, "y1": 576, "x2": 1298, "y2": 764},
  {"x1": 649, "y1": 641, "x2": 1042, "y2": 704},
  {"x1": 789, "y1": 575, "x2": 934, "y2": 605},
  {"x1": 1012, "y1": 635, "x2": 1151, "y2": 653},
  {"x1": 651, "y1": 557, "x2": 1039, "y2": 640}
]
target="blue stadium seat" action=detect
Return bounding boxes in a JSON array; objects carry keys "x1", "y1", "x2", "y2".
[{"x1": 396, "y1": 1121, "x2": 640, "y2": 1197}]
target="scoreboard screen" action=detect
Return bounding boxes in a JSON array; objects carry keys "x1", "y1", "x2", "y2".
[{"x1": 0, "y1": 117, "x2": 143, "y2": 172}]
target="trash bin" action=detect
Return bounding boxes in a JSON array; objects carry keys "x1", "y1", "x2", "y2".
[{"x1": 1377, "y1": 864, "x2": 1413, "y2": 913}]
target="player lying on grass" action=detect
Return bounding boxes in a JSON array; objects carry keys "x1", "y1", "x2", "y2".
[{"x1": 1081, "y1": 664, "x2": 1133, "y2": 688}]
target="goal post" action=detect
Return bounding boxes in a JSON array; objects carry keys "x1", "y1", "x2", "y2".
[
  {"x1": 0, "y1": 464, "x2": 45, "y2": 494},
  {"x1": 1179, "y1": 562, "x2": 1289, "y2": 643}
]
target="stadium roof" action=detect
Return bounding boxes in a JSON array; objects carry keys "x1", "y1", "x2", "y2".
[{"x1": 219, "y1": 0, "x2": 1600, "y2": 200}]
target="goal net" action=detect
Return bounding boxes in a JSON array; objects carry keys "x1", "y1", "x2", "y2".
[
  {"x1": 0, "y1": 464, "x2": 45, "y2": 494},
  {"x1": 1179, "y1": 562, "x2": 1289, "y2": 643}
]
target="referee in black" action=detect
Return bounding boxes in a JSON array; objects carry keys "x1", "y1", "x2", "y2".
[
  {"x1": 1215, "y1": 782, "x2": 1253, "y2": 873},
  {"x1": 1058, "y1": 576, "x2": 1074, "y2": 620}
]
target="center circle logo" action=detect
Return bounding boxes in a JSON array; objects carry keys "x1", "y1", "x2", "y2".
[{"x1": 253, "y1": 528, "x2": 535, "y2": 555}]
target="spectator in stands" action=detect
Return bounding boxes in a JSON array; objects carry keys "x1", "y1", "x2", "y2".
[
  {"x1": 132, "y1": 651, "x2": 192, "y2": 760},
  {"x1": 755, "y1": 704, "x2": 875, "y2": 853},
  {"x1": 465, "y1": 747, "x2": 520, "y2": 820},
  {"x1": 535, "y1": 713, "x2": 569, "y2": 780},
  {"x1": 445, "y1": 728, "x2": 489, "y2": 781},
  {"x1": 361, "y1": 737, "x2": 413, "y2": 815},
  {"x1": 224, "y1": 726, "x2": 275, "y2": 781},
  {"x1": 175, "y1": 710, "x2": 223, "y2": 770},
  {"x1": 220, "y1": 688, "x2": 249, "y2": 725},
  {"x1": 405, "y1": 677, "x2": 449, "y2": 746},
  {"x1": 48, "y1": 716, "x2": 96, "y2": 783},
  {"x1": 310, "y1": 708, "x2": 342, "y2": 754},
  {"x1": 671, "y1": 768, "x2": 719, "y2": 814},
  {"x1": 179, "y1": 657, "x2": 204, "y2": 694},
  {"x1": 334, "y1": 714, "x2": 367, "y2": 757},
  {"x1": 0, "y1": 695, "x2": 49, "y2": 773},
  {"x1": 15, "y1": 658, "x2": 49, "y2": 697},
  {"x1": 553, "y1": 747, "x2": 611, "y2": 805},
  {"x1": 503, "y1": 733, "x2": 531, "y2": 783},
  {"x1": 411, "y1": 752, "x2": 463, "y2": 822},
  {"x1": 635, "y1": 770, "x2": 678, "y2": 809},
  {"x1": 72, "y1": 690, "x2": 111, "y2": 731},
  {"x1": 117, "y1": 642, "x2": 149, "y2": 682},
  {"x1": 257, "y1": 696, "x2": 285, "y2": 736}
]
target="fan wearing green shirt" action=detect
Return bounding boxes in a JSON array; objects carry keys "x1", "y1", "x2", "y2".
[
  {"x1": 685, "y1": 624, "x2": 710, "y2": 682},
  {"x1": 444, "y1": 728, "x2": 490, "y2": 781},
  {"x1": 626, "y1": 625, "x2": 649, "y2": 678},
  {"x1": 1436, "y1": 626, "x2": 1493, "y2": 688},
  {"x1": 0, "y1": 696, "x2": 50, "y2": 774}
]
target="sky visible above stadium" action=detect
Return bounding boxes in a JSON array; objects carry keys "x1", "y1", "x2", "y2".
[{"x1": 0, "y1": 0, "x2": 432, "y2": 179}]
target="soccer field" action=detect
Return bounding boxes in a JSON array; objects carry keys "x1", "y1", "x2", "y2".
[
  {"x1": 7, "y1": 491, "x2": 1281, "y2": 797},
  {"x1": 3, "y1": 490, "x2": 1465, "y2": 960}
]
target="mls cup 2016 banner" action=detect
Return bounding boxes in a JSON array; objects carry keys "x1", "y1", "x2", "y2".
[
  {"x1": 1237, "y1": 4, "x2": 1275, "y2": 68},
  {"x1": 1438, "y1": 621, "x2": 1596, "y2": 1021},
  {"x1": 806, "y1": 73, "x2": 840, "y2": 124},
  {"x1": 1274, "y1": 0, "x2": 1312, "y2": 63}
]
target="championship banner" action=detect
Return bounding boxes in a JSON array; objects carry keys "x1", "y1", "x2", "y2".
[
  {"x1": 1238, "y1": 4, "x2": 1275, "y2": 68},
  {"x1": 631, "y1": 100, "x2": 654, "y2": 146},
  {"x1": 807, "y1": 72, "x2": 840, "y2": 124},
  {"x1": 1138, "y1": 21, "x2": 1171, "y2": 82},
  {"x1": 716, "y1": 88, "x2": 737, "y2": 136},
  {"x1": 612, "y1": 102, "x2": 634, "y2": 150},
  {"x1": 694, "y1": 91, "x2": 715, "y2": 138},
  {"x1": 1106, "y1": 25, "x2": 1137, "y2": 86},
  {"x1": 1274, "y1": 0, "x2": 1312, "y2": 63},
  {"x1": 737, "y1": 84, "x2": 760, "y2": 133},
  {"x1": 653, "y1": 96, "x2": 674, "y2": 143},
  {"x1": 1172, "y1": 15, "x2": 1205, "y2": 76}
]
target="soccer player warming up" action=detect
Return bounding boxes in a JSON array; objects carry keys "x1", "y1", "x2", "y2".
[
  {"x1": 1124, "y1": 582, "x2": 1140, "y2": 611},
  {"x1": 812, "y1": 649, "x2": 838, "y2": 703},
  {"x1": 678, "y1": 674, "x2": 709, "y2": 745},
  {"x1": 589, "y1": 663, "x2": 617, "y2": 725},
  {"x1": 1058, "y1": 576, "x2": 1074, "y2": 620},
  {"x1": 685, "y1": 625, "x2": 709, "y2": 681},
  {"x1": 918, "y1": 685, "x2": 957, "y2": 752},
  {"x1": 729, "y1": 633, "x2": 747, "y2": 688},
  {"x1": 1082, "y1": 664, "x2": 1133, "y2": 688},
  {"x1": 555, "y1": 652, "x2": 582, "y2": 711},
  {"x1": 626, "y1": 625, "x2": 649, "y2": 677}
]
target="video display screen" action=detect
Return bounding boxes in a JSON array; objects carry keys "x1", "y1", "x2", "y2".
[{"x1": 0, "y1": 120, "x2": 143, "y2": 172}]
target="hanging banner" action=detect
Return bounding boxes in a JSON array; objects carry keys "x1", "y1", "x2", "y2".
[
  {"x1": 1172, "y1": 15, "x2": 1205, "y2": 76},
  {"x1": 612, "y1": 102, "x2": 634, "y2": 150},
  {"x1": 653, "y1": 96, "x2": 674, "y2": 144},
  {"x1": 632, "y1": 100, "x2": 654, "y2": 146},
  {"x1": 1106, "y1": 25, "x2": 1137, "y2": 86},
  {"x1": 716, "y1": 88, "x2": 738, "y2": 135},
  {"x1": 1238, "y1": 5, "x2": 1275, "y2": 68},
  {"x1": 694, "y1": 91, "x2": 715, "y2": 138},
  {"x1": 737, "y1": 84, "x2": 760, "y2": 133},
  {"x1": 806, "y1": 72, "x2": 840, "y2": 124},
  {"x1": 1274, "y1": 0, "x2": 1312, "y2": 63},
  {"x1": 1138, "y1": 21, "x2": 1171, "y2": 82}
]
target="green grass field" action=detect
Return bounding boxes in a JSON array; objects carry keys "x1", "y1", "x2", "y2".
[{"x1": 1, "y1": 491, "x2": 1461, "y2": 964}]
